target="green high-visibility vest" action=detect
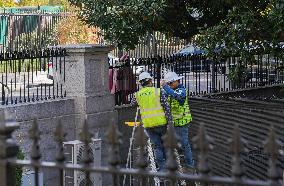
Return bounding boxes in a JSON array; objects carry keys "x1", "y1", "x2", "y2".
[
  {"x1": 136, "y1": 87, "x2": 167, "y2": 128},
  {"x1": 169, "y1": 92, "x2": 192, "y2": 126}
]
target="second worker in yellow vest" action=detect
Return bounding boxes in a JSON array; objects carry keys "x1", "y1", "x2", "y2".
[
  {"x1": 162, "y1": 71, "x2": 195, "y2": 171},
  {"x1": 131, "y1": 72, "x2": 173, "y2": 171}
]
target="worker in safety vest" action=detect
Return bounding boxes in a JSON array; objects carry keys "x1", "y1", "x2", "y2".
[
  {"x1": 131, "y1": 72, "x2": 173, "y2": 170},
  {"x1": 161, "y1": 71, "x2": 194, "y2": 171}
]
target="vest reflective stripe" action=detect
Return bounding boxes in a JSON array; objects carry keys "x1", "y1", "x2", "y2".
[
  {"x1": 136, "y1": 87, "x2": 167, "y2": 128},
  {"x1": 172, "y1": 111, "x2": 191, "y2": 118},
  {"x1": 169, "y1": 91, "x2": 192, "y2": 126},
  {"x1": 141, "y1": 113, "x2": 165, "y2": 119},
  {"x1": 141, "y1": 106, "x2": 163, "y2": 112}
]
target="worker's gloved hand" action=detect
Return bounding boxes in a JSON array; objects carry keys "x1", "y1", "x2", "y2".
[{"x1": 160, "y1": 80, "x2": 167, "y2": 86}]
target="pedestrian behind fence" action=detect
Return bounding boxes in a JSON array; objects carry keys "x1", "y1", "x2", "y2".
[
  {"x1": 161, "y1": 71, "x2": 195, "y2": 173},
  {"x1": 130, "y1": 72, "x2": 173, "y2": 171},
  {"x1": 109, "y1": 54, "x2": 136, "y2": 105}
]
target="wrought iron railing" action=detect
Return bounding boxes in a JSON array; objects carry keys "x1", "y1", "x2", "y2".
[
  {"x1": 0, "y1": 111, "x2": 283, "y2": 186},
  {"x1": 111, "y1": 32, "x2": 187, "y2": 58},
  {"x1": 0, "y1": 48, "x2": 66, "y2": 105},
  {"x1": 109, "y1": 53, "x2": 284, "y2": 105}
]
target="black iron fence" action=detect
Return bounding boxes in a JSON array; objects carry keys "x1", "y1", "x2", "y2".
[
  {"x1": 109, "y1": 53, "x2": 284, "y2": 105},
  {"x1": 0, "y1": 48, "x2": 66, "y2": 105},
  {"x1": 0, "y1": 111, "x2": 284, "y2": 186},
  {"x1": 111, "y1": 32, "x2": 187, "y2": 58}
]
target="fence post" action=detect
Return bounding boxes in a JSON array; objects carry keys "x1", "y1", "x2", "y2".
[
  {"x1": 0, "y1": 111, "x2": 20, "y2": 186},
  {"x1": 1, "y1": 84, "x2": 5, "y2": 105},
  {"x1": 211, "y1": 59, "x2": 217, "y2": 93},
  {"x1": 156, "y1": 56, "x2": 162, "y2": 88}
]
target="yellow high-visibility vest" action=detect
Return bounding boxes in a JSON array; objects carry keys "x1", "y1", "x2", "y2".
[
  {"x1": 136, "y1": 87, "x2": 167, "y2": 128},
  {"x1": 169, "y1": 92, "x2": 192, "y2": 126}
]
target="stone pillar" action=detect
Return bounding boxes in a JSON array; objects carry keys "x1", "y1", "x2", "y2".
[{"x1": 63, "y1": 44, "x2": 118, "y2": 185}]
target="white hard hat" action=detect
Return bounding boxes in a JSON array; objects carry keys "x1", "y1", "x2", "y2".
[
  {"x1": 164, "y1": 71, "x2": 183, "y2": 83},
  {"x1": 138, "y1": 72, "x2": 153, "y2": 82}
]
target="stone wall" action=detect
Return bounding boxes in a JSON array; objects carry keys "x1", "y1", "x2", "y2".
[{"x1": 2, "y1": 98, "x2": 76, "y2": 185}]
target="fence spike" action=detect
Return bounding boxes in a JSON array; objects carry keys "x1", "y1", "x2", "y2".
[
  {"x1": 135, "y1": 124, "x2": 147, "y2": 169},
  {"x1": 192, "y1": 123, "x2": 213, "y2": 176},
  {"x1": 163, "y1": 124, "x2": 178, "y2": 172},
  {"x1": 79, "y1": 119, "x2": 93, "y2": 185},
  {"x1": 29, "y1": 118, "x2": 41, "y2": 161},
  {"x1": 264, "y1": 127, "x2": 281, "y2": 182},
  {"x1": 79, "y1": 118, "x2": 93, "y2": 164},
  {"x1": 106, "y1": 123, "x2": 121, "y2": 167},
  {"x1": 228, "y1": 125, "x2": 247, "y2": 179},
  {"x1": 54, "y1": 119, "x2": 66, "y2": 163}
]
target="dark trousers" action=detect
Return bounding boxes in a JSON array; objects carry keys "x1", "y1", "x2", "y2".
[
  {"x1": 174, "y1": 124, "x2": 194, "y2": 168},
  {"x1": 145, "y1": 126, "x2": 167, "y2": 170}
]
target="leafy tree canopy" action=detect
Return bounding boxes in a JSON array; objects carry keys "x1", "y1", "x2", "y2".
[
  {"x1": 67, "y1": 0, "x2": 284, "y2": 54},
  {"x1": 68, "y1": 0, "x2": 233, "y2": 49},
  {"x1": 197, "y1": 0, "x2": 284, "y2": 57}
]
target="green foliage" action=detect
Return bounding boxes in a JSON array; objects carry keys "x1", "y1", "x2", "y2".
[
  {"x1": 15, "y1": 149, "x2": 25, "y2": 186},
  {"x1": 197, "y1": 0, "x2": 284, "y2": 58},
  {"x1": 68, "y1": 0, "x2": 231, "y2": 50},
  {"x1": 227, "y1": 60, "x2": 249, "y2": 88},
  {"x1": 69, "y1": 0, "x2": 168, "y2": 49},
  {"x1": 68, "y1": 0, "x2": 284, "y2": 53},
  {"x1": 196, "y1": 1, "x2": 284, "y2": 86}
]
